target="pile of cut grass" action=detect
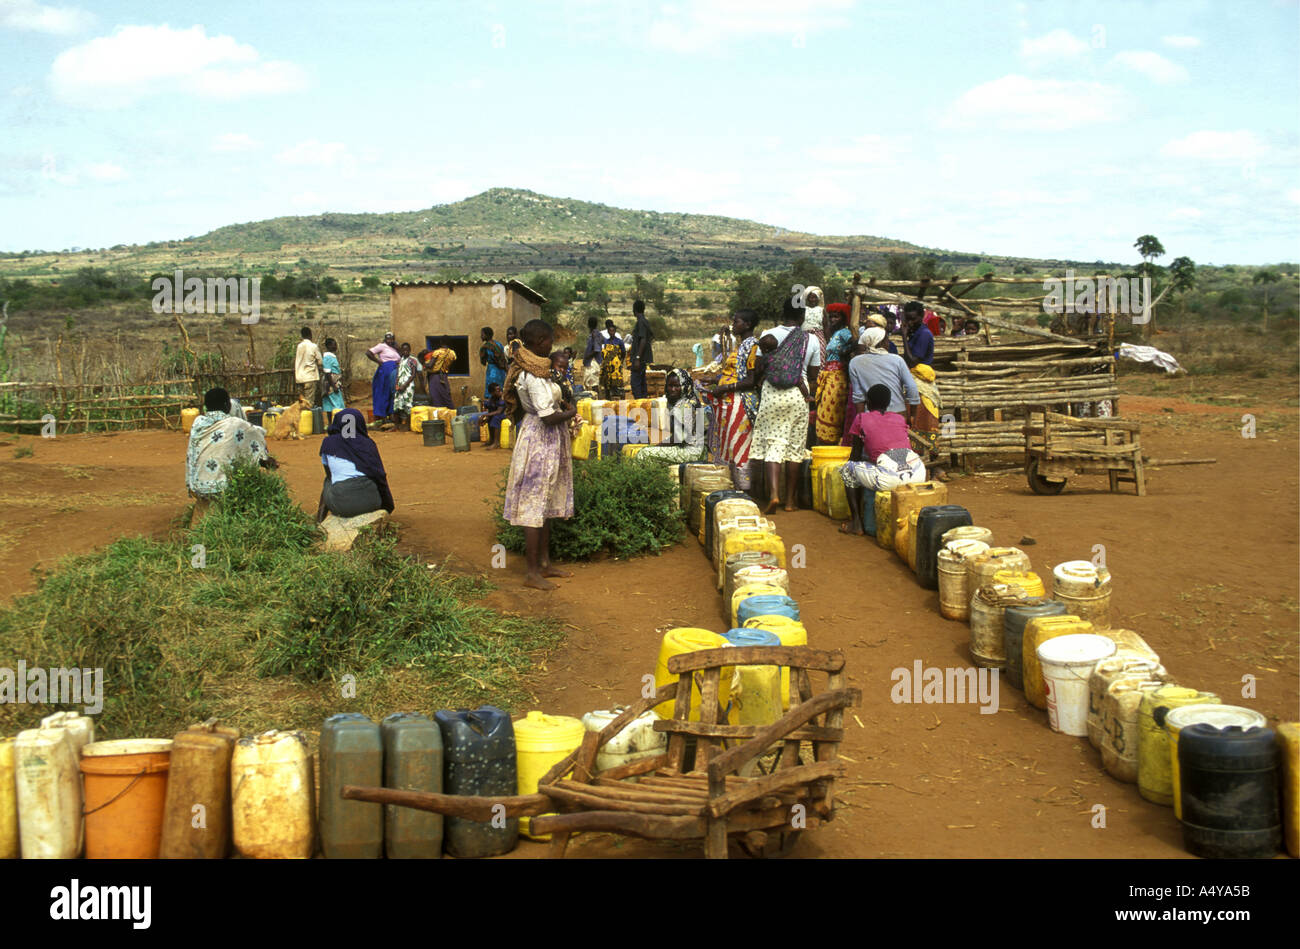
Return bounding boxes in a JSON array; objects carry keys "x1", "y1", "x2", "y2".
[{"x1": 0, "y1": 462, "x2": 562, "y2": 738}]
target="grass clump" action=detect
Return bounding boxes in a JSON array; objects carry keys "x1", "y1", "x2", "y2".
[
  {"x1": 0, "y1": 461, "x2": 562, "y2": 738},
  {"x1": 494, "y1": 454, "x2": 684, "y2": 560}
]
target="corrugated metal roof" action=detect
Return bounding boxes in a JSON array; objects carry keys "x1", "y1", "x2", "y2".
[{"x1": 388, "y1": 278, "x2": 546, "y2": 305}]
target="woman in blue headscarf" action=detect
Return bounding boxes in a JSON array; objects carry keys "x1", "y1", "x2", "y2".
[{"x1": 316, "y1": 407, "x2": 395, "y2": 521}]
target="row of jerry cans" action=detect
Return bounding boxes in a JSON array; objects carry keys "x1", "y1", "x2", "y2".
[{"x1": 913, "y1": 496, "x2": 1300, "y2": 857}]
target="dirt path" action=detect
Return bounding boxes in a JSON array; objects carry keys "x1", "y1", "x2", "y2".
[{"x1": 0, "y1": 394, "x2": 1295, "y2": 858}]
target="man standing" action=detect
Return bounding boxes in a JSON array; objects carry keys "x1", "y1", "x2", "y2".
[
  {"x1": 901, "y1": 301, "x2": 934, "y2": 368},
  {"x1": 295, "y1": 326, "x2": 324, "y2": 405},
  {"x1": 630, "y1": 299, "x2": 653, "y2": 399}
]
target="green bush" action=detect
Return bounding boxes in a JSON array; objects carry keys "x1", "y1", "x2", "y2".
[{"x1": 494, "y1": 455, "x2": 684, "y2": 560}]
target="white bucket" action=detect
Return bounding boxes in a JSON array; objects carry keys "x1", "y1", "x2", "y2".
[{"x1": 1037, "y1": 634, "x2": 1117, "y2": 735}]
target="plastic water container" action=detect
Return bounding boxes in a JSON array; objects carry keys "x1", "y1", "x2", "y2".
[
  {"x1": 451, "y1": 416, "x2": 472, "y2": 452},
  {"x1": 723, "y1": 628, "x2": 783, "y2": 728},
  {"x1": 39, "y1": 711, "x2": 95, "y2": 754},
  {"x1": 160, "y1": 720, "x2": 240, "y2": 859},
  {"x1": 915, "y1": 505, "x2": 973, "y2": 590},
  {"x1": 810, "y1": 445, "x2": 851, "y2": 469},
  {"x1": 712, "y1": 504, "x2": 764, "y2": 568},
  {"x1": 1036, "y1": 634, "x2": 1117, "y2": 735},
  {"x1": 705, "y1": 490, "x2": 753, "y2": 559},
  {"x1": 729, "y1": 582, "x2": 787, "y2": 627},
  {"x1": 436, "y1": 707, "x2": 518, "y2": 857},
  {"x1": 681, "y1": 463, "x2": 731, "y2": 512},
  {"x1": 716, "y1": 518, "x2": 776, "y2": 584},
  {"x1": 992, "y1": 569, "x2": 1045, "y2": 598},
  {"x1": 1105, "y1": 628, "x2": 1161, "y2": 665},
  {"x1": 720, "y1": 529, "x2": 786, "y2": 574},
  {"x1": 1138, "y1": 686, "x2": 1221, "y2": 806},
  {"x1": 653, "y1": 628, "x2": 732, "y2": 721},
  {"x1": 727, "y1": 565, "x2": 788, "y2": 609},
  {"x1": 823, "y1": 464, "x2": 851, "y2": 519},
  {"x1": 1003, "y1": 599, "x2": 1068, "y2": 691},
  {"x1": 721, "y1": 549, "x2": 779, "y2": 598},
  {"x1": 736, "y1": 593, "x2": 799, "y2": 628},
  {"x1": 231, "y1": 730, "x2": 316, "y2": 859},
  {"x1": 410, "y1": 405, "x2": 434, "y2": 433},
  {"x1": 743, "y1": 615, "x2": 808, "y2": 709},
  {"x1": 581, "y1": 708, "x2": 666, "y2": 776},
  {"x1": 1166, "y1": 705, "x2": 1267, "y2": 820},
  {"x1": 500, "y1": 417, "x2": 513, "y2": 449},
  {"x1": 1278, "y1": 723, "x2": 1299, "y2": 857},
  {"x1": 1087, "y1": 657, "x2": 1166, "y2": 750},
  {"x1": 892, "y1": 510, "x2": 911, "y2": 564},
  {"x1": 181, "y1": 407, "x2": 200, "y2": 432},
  {"x1": 319, "y1": 713, "x2": 383, "y2": 859},
  {"x1": 942, "y1": 525, "x2": 993, "y2": 547},
  {"x1": 1179, "y1": 724, "x2": 1282, "y2": 858},
  {"x1": 904, "y1": 508, "x2": 922, "y2": 571},
  {"x1": 967, "y1": 547, "x2": 1032, "y2": 601},
  {"x1": 80, "y1": 739, "x2": 172, "y2": 859},
  {"x1": 380, "y1": 712, "x2": 443, "y2": 859},
  {"x1": 1053, "y1": 560, "x2": 1113, "y2": 629},
  {"x1": 937, "y1": 539, "x2": 991, "y2": 621},
  {"x1": 14, "y1": 728, "x2": 82, "y2": 859},
  {"x1": 874, "y1": 490, "x2": 895, "y2": 550},
  {"x1": 0, "y1": 739, "x2": 17, "y2": 859},
  {"x1": 890, "y1": 481, "x2": 947, "y2": 535},
  {"x1": 514, "y1": 711, "x2": 585, "y2": 840},
  {"x1": 1101, "y1": 678, "x2": 1173, "y2": 783},
  {"x1": 969, "y1": 583, "x2": 1033, "y2": 669},
  {"x1": 1023, "y1": 615, "x2": 1093, "y2": 709}
]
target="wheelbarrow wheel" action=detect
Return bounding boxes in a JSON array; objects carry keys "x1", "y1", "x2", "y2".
[{"x1": 1026, "y1": 458, "x2": 1067, "y2": 495}]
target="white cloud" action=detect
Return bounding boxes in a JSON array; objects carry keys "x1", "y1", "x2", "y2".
[
  {"x1": 812, "y1": 134, "x2": 902, "y2": 165},
  {"x1": 647, "y1": 0, "x2": 854, "y2": 53},
  {"x1": 1169, "y1": 207, "x2": 1202, "y2": 220},
  {"x1": 944, "y1": 75, "x2": 1130, "y2": 130},
  {"x1": 274, "y1": 140, "x2": 352, "y2": 168},
  {"x1": 213, "y1": 132, "x2": 259, "y2": 152},
  {"x1": 1287, "y1": 189, "x2": 1300, "y2": 205},
  {"x1": 1160, "y1": 130, "x2": 1265, "y2": 162},
  {"x1": 84, "y1": 162, "x2": 125, "y2": 181},
  {"x1": 1111, "y1": 50, "x2": 1188, "y2": 84},
  {"x1": 1161, "y1": 35, "x2": 1201, "y2": 49},
  {"x1": 1019, "y1": 29, "x2": 1090, "y2": 66},
  {"x1": 0, "y1": 0, "x2": 92, "y2": 34},
  {"x1": 50, "y1": 24, "x2": 309, "y2": 108}
]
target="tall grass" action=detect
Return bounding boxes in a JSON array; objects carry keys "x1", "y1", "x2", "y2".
[{"x1": 0, "y1": 462, "x2": 562, "y2": 737}]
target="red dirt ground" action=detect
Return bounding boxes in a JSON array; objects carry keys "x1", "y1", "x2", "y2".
[{"x1": 0, "y1": 390, "x2": 1295, "y2": 859}]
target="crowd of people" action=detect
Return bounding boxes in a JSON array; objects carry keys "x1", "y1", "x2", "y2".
[{"x1": 189, "y1": 291, "x2": 953, "y2": 585}]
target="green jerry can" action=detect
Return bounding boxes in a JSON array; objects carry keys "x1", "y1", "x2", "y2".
[
  {"x1": 381, "y1": 713, "x2": 443, "y2": 858},
  {"x1": 319, "y1": 713, "x2": 383, "y2": 858},
  {"x1": 452, "y1": 416, "x2": 472, "y2": 453}
]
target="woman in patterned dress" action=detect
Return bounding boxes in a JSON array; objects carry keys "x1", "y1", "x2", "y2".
[
  {"x1": 633, "y1": 369, "x2": 707, "y2": 465},
  {"x1": 815, "y1": 303, "x2": 853, "y2": 444},
  {"x1": 502, "y1": 319, "x2": 577, "y2": 591}
]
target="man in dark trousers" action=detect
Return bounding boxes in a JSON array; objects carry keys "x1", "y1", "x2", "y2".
[{"x1": 630, "y1": 299, "x2": 653, "y2": 398}]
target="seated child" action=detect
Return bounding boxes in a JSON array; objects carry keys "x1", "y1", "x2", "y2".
[{"x1": 482, "y1": 381, "x2": 508, "y2": 450}]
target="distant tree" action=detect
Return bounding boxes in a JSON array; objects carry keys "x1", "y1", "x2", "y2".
[
  {"x1": 917, "y1": 256, "x2": 939, "y2": 280},
  {"x1": 525, "y1": 270, "x2": 576, "y2": 325},
  {"x1": 1253, "y1": 268, "x2": 1280, "y2": 329},
  {"x1": 361, "y1": 275, "x2": 381, "y2": 289},
  {"x1": 885, "y1": 254, "x2": 917, "y2": 281},
  {"x1": 695, "y1": 294, "x2": 710, "y2": 310},
  {"x1": 1134, "y1": 235, "x2": 1165, "y2": 278}
]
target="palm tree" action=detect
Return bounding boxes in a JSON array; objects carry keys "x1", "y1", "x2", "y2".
[
  {"x1": 1133, "y1": 235, "x2": 1166, "y2": 336},
  {"x1": 1253, "y1": 269, "x2": 1279, "y2": 330}
]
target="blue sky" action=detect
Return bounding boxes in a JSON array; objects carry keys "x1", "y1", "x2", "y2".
[{"x1": 2, "y1": 0, "x2": 1297, "y2": 264}]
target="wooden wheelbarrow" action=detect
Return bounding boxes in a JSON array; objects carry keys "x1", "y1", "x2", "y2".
[
  {"x1": 343, "y1": 645, "x2": 859, "y2": 858},
  {"x1": 1023, "y1": 407, "x2": 1215, "y2": 497}
]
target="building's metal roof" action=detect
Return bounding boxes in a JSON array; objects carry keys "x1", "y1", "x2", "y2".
[{"x1": 388, "y1": 278, "x2": 546, "y2": 305}]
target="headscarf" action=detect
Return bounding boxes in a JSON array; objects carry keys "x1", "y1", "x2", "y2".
[
  {"x1": 859, "y1": 326, "x2": 888, "y2": 354},
  {"x1": 320, "y1": 408, "x2": 394, "y2": 512},
  {"x1": 667, "y1": 368, "x2": 705, "y2": 447},
  {"x1": 825, "y1": 302, "x2": 850, "y2": 325},
  {"x1": 801, "y1": 285, "x2": 824, "y2": 333},
  {"x1": 865, "y1": 312, "x2": 887, "y2": 329},
  {"x1": 911, "y1": 363, "x2": 941, "y2": 418},
  {"x1": 503, "y1": 340, "x2": 555, "y2": 422}
]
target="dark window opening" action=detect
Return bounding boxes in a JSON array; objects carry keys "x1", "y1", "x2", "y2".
[{"x1": 426, "y1": 334, "x2": 470, "y2": 375}]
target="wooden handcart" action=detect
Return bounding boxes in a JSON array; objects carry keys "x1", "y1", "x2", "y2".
[
  {"x1": 343, "y1": 646, "x2": 859, "y2": 859},
  {"x1": 1023, "y1": 406, "x2": 1215, "y2": 497}
]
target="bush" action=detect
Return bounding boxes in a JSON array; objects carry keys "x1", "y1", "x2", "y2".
[{"x1": 494, "y1": 455, "x2": 684, "y2": 560}]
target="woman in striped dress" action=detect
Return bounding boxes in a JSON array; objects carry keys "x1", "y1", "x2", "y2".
[{"x1": 707, "y1": 309, "x2": 761, "y2": 490}]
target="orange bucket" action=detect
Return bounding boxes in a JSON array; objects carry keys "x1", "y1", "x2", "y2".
[{"x1": 80, "y1": 739, "x2": 172, "y2": 859}]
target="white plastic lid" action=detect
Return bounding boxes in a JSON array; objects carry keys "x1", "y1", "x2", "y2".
[
  {"x1": 1036, "y1": 633, "x2": 1117, "y2": 665},
  {"x1": 1165, "y1": 705, "x2": 1267, "y2": 732},
  {"x1": 943, "y1": 539, "x2": 990, "y2": 560},
  {"x1": 1054, "y1": 560, "x2": 1111, "y2": 584},
  {"x1": 81, "y1": 739, "x2": 173, "y2": 757}
]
